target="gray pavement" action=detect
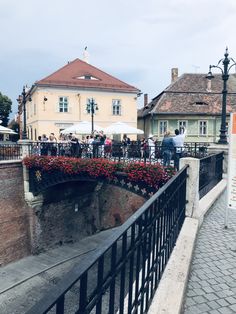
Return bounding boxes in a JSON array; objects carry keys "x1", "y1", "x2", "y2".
[
  {"x1": 183, "y1": 190, "x2": 236, "y2": 314},
  {"x1": 0, "y1": 227, "x2": 117, "y2": 314}
]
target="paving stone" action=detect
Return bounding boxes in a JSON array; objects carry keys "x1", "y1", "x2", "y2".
[
  {"x1": 183, "y1": 191, "x2": 236, "y2": 314},
  {"x1": 216, "y1": 298, "x2": 230, "y2": 307}
]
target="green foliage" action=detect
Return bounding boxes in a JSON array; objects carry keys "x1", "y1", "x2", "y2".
[{"x1": 0, "y1": 92, "x2": 12, "y2": 126}]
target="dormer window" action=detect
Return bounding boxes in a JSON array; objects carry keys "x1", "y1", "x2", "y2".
[
  {"x1": 77, "y1": 75, "x2": 99, "y2": 80},
  {"x1": 194, "y1": 101, "x2": 208, "y2": 106}
]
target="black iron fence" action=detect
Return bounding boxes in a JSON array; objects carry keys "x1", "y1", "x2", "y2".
[
  {"x1": 0, "y1": 143, "x2": 22, "y2": 160},
  {"x1": 0, "y1": 141, "x2": 210, "y2": 163},
  {"x1": 199, "y1": 152, "x2": 224, "y2": 199},
  {"x1": 27, "y1": 141, "x2": 209, "y2": 163},
  {"x1": 26, "y1": 166, "x2": 188, "y2": 314}
]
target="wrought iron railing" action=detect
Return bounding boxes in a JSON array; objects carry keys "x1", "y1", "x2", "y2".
[
  {"x1": 199, "y1": 152, "x2": 224, "y2": 199},
  {"x1": 27, "y1": 141, "x2": 209, "y2": 163},
  {"x1": 0, "y1": 143, "x2": 22, "y2": 160},
  {"x1": 26, "y1": 166, "x2": 188, "y2": 314}
]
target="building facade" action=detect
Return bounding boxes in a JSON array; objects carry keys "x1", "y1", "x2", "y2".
[
  {"x1": 22, "y1": 58, "x2": 140, "y2": 140},
  {"x1": 138, "y1": 69, "x2": 236, "y2": 143}
]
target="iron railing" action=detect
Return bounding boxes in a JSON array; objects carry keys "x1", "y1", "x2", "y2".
[
  {"x1": 0, "y1": 141, "x2": 210, "y2": 163},
  {"x1": 26, "y1": 166, "x2": 188, "y2": 314},
  {"x1": 0, "y1": 143, "x2": 22, "y2": 160},
  {"x1": 28, "y1": 141, "x2": 209, "y2": 162},
  {"x1": 199, "y1": 152, "x2": 224, "y2": 199}
]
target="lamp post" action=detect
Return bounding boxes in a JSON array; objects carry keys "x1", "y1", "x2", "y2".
[
  {"x1": 86, "y1": 98, "x2": 98, "y2": 133},
  {"x1": 17, "y1": 86, "x2": 31, "y2": 140},
  {"x1": 206, "y1": 47, "x2": 236, "y2": 144}
]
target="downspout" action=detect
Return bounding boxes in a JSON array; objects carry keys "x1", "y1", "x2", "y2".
[{"x1": 151, "y1": 113, "x2": 154, "y2": 136}]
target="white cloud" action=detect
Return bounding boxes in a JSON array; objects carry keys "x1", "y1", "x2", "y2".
[{"x1": 1, "y1": 0, "x2": 236, "y2": 114}]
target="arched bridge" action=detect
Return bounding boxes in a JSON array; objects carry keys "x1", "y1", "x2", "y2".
[
  {"x1": 24, "y1": 155, "x2": 173, "y2": 199},
  {"x1": 28, "y1": 168, "x2": 157, "y2": 199}
]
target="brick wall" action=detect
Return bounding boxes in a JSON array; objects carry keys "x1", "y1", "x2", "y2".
[
  {"x1": 0, "y1": 162, "x2": 31, "y2": 266},
  {"x1": 30, "y1": 181, "x2": 146, "y2": 253},
  {"x1": 0, "y1": 164, "x2": 146, "y2": 263}
]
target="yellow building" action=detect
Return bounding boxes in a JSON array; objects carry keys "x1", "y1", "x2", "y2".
[{"x1": 25, "y1": 58, "x2": 140, "y2": 140}]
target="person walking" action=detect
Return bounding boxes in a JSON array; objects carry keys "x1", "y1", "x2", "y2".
[
  {"x1": 161, "y1": 131, "x2": 174, "y2": 166},
  {"x1": 172, "y1": 126, "x2": 186, "y2": 170}
]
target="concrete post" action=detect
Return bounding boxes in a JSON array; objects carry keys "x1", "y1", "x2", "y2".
[
  {"x1": 22, "y1": 164, "x2": 44, "y2": 253},
  {"x1": 180, "y1": 157, "x2": 200, "y2": 218},
  {"x1": 18, "y1": 139, "x2": 33, "y2": 158}
]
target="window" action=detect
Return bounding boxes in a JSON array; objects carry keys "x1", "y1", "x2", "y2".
[
  {"x1": 112, "y1": 99, "x2": 121, "y2": 115},
  {"x1": 199, "y1": 120, "x2": 207, "y2": 136},
  {"x1": 59, "y1": 97, "x2": 68, "y2": 113},
  {"x1": 159, "y1": 120, "x2": 168, "y2": 135},
  {"x1": 178, "y1": 120, "x2": 187, "y2": 129}
]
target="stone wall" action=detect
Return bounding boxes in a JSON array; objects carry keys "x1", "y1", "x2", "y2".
[{"x1": 0, "y1": 162, "x2": 31, "y2": 266}]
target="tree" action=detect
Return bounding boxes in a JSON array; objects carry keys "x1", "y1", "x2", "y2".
[{"x1": 0, "y1": 92, "x2": 12, "y2": 126}]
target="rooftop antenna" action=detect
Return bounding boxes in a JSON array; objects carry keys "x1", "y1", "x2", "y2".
[
  {"x1": 83, "y1": 46, "x2": 89, "y2": 63},
  {"x1": 192, "y1": 65, "x2": 200, "y2": 73}
]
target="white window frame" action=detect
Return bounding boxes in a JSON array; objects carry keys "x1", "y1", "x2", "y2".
[
  {"x1": 199, "y1": 120, "x2": 208, "y2": 136},
  {"x1": 59, "y1": 96, "x2": 68, "y2": 113},
  {"x1": 159, "y1": 120, "x2": 168, "y2": 136},
  {"x1": 178, "y1": 120, "x2": 187, "y2": 129},
  {"x1": 112, "y1": 99, "x2": 121, "y2": 116}
]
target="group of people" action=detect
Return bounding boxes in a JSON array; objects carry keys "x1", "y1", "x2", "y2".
[
  {"x1": 32, "y1": 128, "x2": 186, "y2": 170},
  {"x1": 33, "y1": 130, "x2": 113, "y2": 158},
  {"x1": 161, "y1": 127, "x2": 186, "y2": 170}
]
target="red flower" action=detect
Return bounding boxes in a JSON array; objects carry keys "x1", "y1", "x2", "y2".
[{"x1": 23, "y1": 156, "x2": 175, "y2": 190}]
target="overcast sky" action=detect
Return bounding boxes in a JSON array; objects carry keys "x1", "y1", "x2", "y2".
[{"x1": 1, "y1": 0, "x2": 236, "y2": 117}]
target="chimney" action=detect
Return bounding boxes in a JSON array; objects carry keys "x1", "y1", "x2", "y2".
[
  {"x1": 171, "y1": 68, "x2": 178, "y2": 83},
  {"x1": 144, "y1": 93, "x2": 148, "y2": 107},
  {"x1": 206, "y1": 79, "x2": 212, "y2": 92},
  {"x1": 83, "y1": 46, "x2": 89, "y2": 63}
]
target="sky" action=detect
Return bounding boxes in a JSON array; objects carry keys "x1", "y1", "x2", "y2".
[{"x1": 1, "y1": 0, "x2": 236, "y2": 119}]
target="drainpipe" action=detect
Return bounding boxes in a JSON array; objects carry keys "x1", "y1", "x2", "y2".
[{"x1": 151, "y1": 113, "x2": 154, "y2": 136}]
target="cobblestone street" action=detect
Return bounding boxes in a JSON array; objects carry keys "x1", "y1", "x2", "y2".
[{"x1": 183, "y1": 190, "x2": 236, "y2": 314}]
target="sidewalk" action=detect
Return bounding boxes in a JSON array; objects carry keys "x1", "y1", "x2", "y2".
[
  {"x1": 183, "y1": 190, "x2": 236, "y2": 314},
  {"x1": 0, "y1": 228, "x2": 116, "y2": 314}
]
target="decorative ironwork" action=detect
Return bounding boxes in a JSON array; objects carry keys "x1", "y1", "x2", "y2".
[
  {"x1": 0, "y1": 141, "x2": 210, "y2": 162},
  {"x1": 28, "y1": 169, "x2": 158, "y2": 198},
  {"x1": 199, "y1": 152, "x2": 224, "y2": 199},
  {"x1": 29, "y1": 141, "x2": 210, "y2": 163},
  {"x1": 26, "y1": 166, "x2": 188, "y2": 314},
  {"x1": 0, "y1": 143, "x2": 22, "y2": 160}
]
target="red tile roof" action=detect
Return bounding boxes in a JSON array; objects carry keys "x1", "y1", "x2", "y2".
[
  {"x1": 35, "y1": 58, "x2": 140, "y2": 93},
  {"x1": 139, "y1": 73, "x2": 236, "y2": 117}
]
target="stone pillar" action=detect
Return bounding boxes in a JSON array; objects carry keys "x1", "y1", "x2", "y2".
[
  {"x1": 180, "y1": 157, "x2": 200, "y2": 218},
  {"x1": 26, "y1": 194, "x2": 44, "y2": 254},
  {"x1": 18, "y1": 139, "x2": 33, "y2": 158},
  {"x1": 22, "y1": 164, "x2": 44, "y2": 253}
]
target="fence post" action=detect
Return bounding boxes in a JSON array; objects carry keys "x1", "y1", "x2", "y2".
[
  {"x1": 180, "y1": 157, "x2": 200, "y2": 218},
  {"x1": 18, "y1": 139, "x2": 32, "y2": 158}
]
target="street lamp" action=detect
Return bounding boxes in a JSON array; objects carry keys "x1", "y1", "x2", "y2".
[
  {"x1": 17, "y1": 86, "x2": 31, "y2": 140},
  {"x1": 206, "y1": 47, "x2": 236, "y2": 144},
  {"x1": 86, "y1": 98, "x2": 98, "y2": 133}
]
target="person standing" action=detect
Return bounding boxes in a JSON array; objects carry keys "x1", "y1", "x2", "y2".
[
  {"x1": 122, "y1": 134, "x2": 130, "y2": 158},
  {"x1": 148, "y1": 134, "x2": 155, "y2": 159},
  {"x1": 70, "y1": 134, "x2": 81, "y2": 157},
  {"x1": 172, "y1": 127, "x2": 187, "y2": 170},
  {"x1": 161, "y1": 131, "x2": 174, "y2": 166}
]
